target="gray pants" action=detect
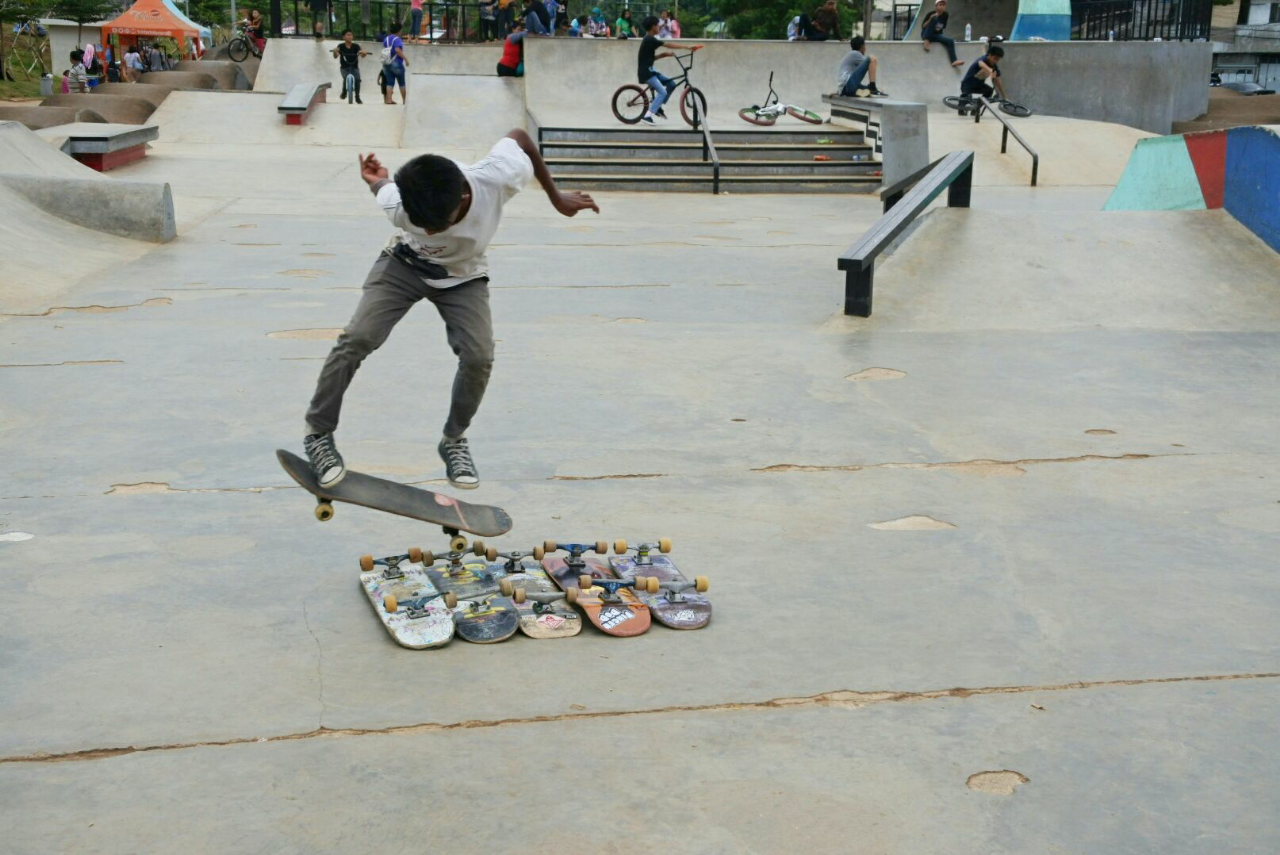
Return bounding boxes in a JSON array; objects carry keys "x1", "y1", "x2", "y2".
[{"x1": 306, "y1": 252, "x2": 494, "y2": 439}]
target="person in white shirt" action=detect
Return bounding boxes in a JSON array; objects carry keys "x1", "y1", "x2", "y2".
[{"x1": 302, "y1": 130, "x2": 599, "y2": 489}]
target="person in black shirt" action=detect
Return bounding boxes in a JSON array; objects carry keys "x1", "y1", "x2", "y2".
[
  {"x1": 332, "y1": 30, "x2": 369, "y2": 103},
  {"x1": 960, "y1": 44, "x2": 1007, "y2": 101},
  {"x1": 636, "y1": 15, "x2": 701, "y2": 125},
  {"x1": 920, "y1": 0, "x2": 963, "y2": 67}
]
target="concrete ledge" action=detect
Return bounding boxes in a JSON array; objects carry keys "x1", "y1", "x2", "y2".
[
  {"x1": 0, "y1": 173, "x2": 175, "y2": 242},
  {"x1": 279, "y1": 81, "x2": 330, "y2": 125},
  {"x1": 40, "y1": 94, "x2": 156, "y2": 125},
  {"x1": 823, "y1": 94, "x2": 929, "y2": 188},
  {"x1": 0, "y1": 104, "x2": 107, "y2": 130},
  {"x1": 35, "y1": 122, "x2": 160, "y2": 172}
]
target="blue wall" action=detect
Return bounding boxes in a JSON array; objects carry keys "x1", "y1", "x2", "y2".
[{"x1": 1223, "y1": 126, "x2": 1280, "y2": 253}]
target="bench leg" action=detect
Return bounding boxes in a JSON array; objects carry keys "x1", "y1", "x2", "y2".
[
  {"x1": 947, "y1": 161, "x2": 972, "y2": 209},
  {"x1": 844, "y1": 267, "x2": 873, "y2": 318}
]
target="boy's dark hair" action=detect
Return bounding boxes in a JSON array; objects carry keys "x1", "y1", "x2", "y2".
[
  {"x1": 71, "y1": 49, "x2": 83, "y2": 62},
  {"x1": 987, "y1": 44, "x2": 1004, "y2": 58},
  {"x1": 849, "y1": 35, "x2": 865, "y2": 52},
  {"x1": 389, "y1": 21, "x2": 402, "y2": 33},
  {"x1": 342, "y1": 28, "x2": 353, "y2": 36},
  {"x1": 396, "y1": 155, "x2": 466, "y2": 231},
  {"x1": 642, "y1": 15, "x2": 659, "y2": 31}
]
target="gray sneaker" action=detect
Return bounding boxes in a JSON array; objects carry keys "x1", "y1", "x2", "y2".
[
  {"x1": 438, "y1": 436, "x2": 479, "y2": 489},
  {"x1": 304, "y1": 433, "x2": 346, "y2": 487}
]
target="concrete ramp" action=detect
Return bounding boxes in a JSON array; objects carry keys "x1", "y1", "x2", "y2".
[
  {"x1": 146, "y1": 90, "x2": 405, "y2": 148},
  {"x1": 402, "y1": 75, "x2": 527, "y2": 158},
  {"x1": 253, "y1": 38, "x2": 502, "y2": 94},
  {"x1": 902, "y1": 0, "x2": 1018, "y2": 41},
  {"x1": 871, "y1": 208, "x2": 1280, "y2": 330}
]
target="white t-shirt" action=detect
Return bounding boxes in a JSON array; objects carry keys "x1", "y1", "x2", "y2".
[{"x1": 377, "y1": 137, "x2": 534, "y2": 288}]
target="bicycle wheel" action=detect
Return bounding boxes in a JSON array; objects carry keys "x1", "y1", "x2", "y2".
[
  {"x1": 942, "y1": 95, "x2": 965, "y2": 111},
  {"x1": 785, "y1": 106, "x2": 824, "y2": 124},
  {"x1": 739, "y1": 106, "x2": 777, "y2": 126},
  {"x1": 612, "y1": 84, "x2": 649, "y2": 125},
  {"x1": 346, "y1": 74, "x2": 355, "y2": 104},
  {"x1": 999, "y1": 100, "x2": 1032, "y2": 118},
  {"x1": 680, "y1": 86, "x2": 708, "y2": 127},
  {"x1": 228, "y1": 38, "x2": 249, "y2": 63}
]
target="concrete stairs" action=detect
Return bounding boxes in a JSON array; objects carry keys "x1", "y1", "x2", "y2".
[{"x1": 539, "y1": 126, "x2": 883, "y2": 193}]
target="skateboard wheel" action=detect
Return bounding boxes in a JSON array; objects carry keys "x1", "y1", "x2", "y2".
[
  {"x1": 659, "y1": 537, "x2": 673, "y2": 553},
  {"x1": 500, "y1": 578, "x2": 514, "y2": 597},
  {"x1": 614, "y1": 539, "x2": 628, "y2": 555},
  {"x1": 594, "y1": 540, "x2": 607, "y2": 555},
  {"x1": 485, "y1": 545, "x2": 498, "y2": 562},
  {"x1": 566, "y1": 586, "x2": 579, "y2": 605},
  {"x1": 359, "y1": 554, "x2": 375, "y2": 572},
  {"x1": 443, "y1": 591, "x2": 458, "y2": 609},
  {"x1": 646, "y1": 576, "x2": 660, "y2": 594},
  {"x1": 532, "y1": 544, "x2": 546, "y2": 561},
  {"x1": 544, "y1": 539, "x2": 557, "y2": 553},
  {"x1": 694, "y1": 575, "x2": 709, "y2": 593},
  {"x1": 513, "y1": 587, "x2": 526, "y2": 604},
  {"x1": 315, "y1": 502, "x2": 334, "y2": 522},
  {"x1": 383, "y1": 594, "x2": 398, "y2": 613},
  {"x1": 447, "y1": 535, "x2": 466, "y2": 553},
  {"x1": 471, "y1": 539, "x2": 485, "y2": 556},
  {"x1": 578, "y1": 574, "x2": 594, "y2": 591},
  {"x1": 422, "y1": 550, "x2": 436, "y2": 565},
  {"x1": 408, "y1": 547, "x2": 423, "y2": 563}
]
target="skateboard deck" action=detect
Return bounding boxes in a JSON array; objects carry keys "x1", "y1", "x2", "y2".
[
  {"x1": 276, "y1": 449, "x2": 512, "y2": 540},
  {"x1": 484, "y1": 547, "x2": 582, "y2": 639},
  {"x1": 609, "y1": 539, "x2": 710, "y2": 630},
  {"x1": 542, "y1": 541, "x2": 650, "y2": 637},
  {"x1": 452, "y1": 590, "x2": 521, "y2": 644},
  {"x1": 358, "y1": 549, "x2": 456, "y2": 649}
]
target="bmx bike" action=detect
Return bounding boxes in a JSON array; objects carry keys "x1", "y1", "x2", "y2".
[
  {"x1": 611, "y1": 51, "x2": 708, "y2": 128},
  {"x1": 227, "y1": 25, "x2": 263, "y2": 63},
  {"x1": 343, "y1": 69, "x2": 357, "y2": 103},
  {"x1": 739, "y1": 72, "x2": 823, "y2": 126},
  {"x1": 942, "y1": 92, "x2": 1032, "y2": 118}
]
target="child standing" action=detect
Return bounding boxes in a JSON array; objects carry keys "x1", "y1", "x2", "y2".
[{"x1": 302, "y1": 132, "x2": 600, "y2": 489}]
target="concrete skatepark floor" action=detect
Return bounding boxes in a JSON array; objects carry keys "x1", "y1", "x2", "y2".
[{"x1": 2, "y1": 65, "x2": 1280, "y2": 852}]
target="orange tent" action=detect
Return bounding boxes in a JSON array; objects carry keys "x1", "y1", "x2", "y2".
[{"x1": 100, "y1": 0, "x2": 199, "y2": 43}]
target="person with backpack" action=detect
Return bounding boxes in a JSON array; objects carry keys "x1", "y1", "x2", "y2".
[
  {"x1": 920, "y1": 0, "x2": 964, "y2": 67},
  {"x1": 381, "y1": 22, "x2": 408, "y2": 104}
]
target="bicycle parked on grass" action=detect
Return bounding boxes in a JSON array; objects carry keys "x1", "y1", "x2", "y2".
[
  {"x1": 942, "y1": 93, "x2": 1032, "y2": 118},
  {"x1": 611, "y1": 50, "x2": 708, "y2": 128},
  {"x1": 227, "y1": 24, "x2": 263, "y2": 63},
  {"x1": 739, "y1": 71, "x2": 823, "y2": 126}
]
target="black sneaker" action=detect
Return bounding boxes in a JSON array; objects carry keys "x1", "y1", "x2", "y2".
[
  {"x1": 304, "y1": 433, "x2": 346, "y2": 487},
  {"x1": 641, "y1": 114, "x2": 655, "y2": 125},
  {"x1": 438, "y1": 436, "x2": 479, "y2": 489},
  {"x1": 869, "y1": 87, "x2": 889, "y2": 98},
  {"x1": 355, "y1": 95, "x2": 363, "y2": 104},
  {"x1": 656, "y1": 108, "x2": 668, "y2": 119}
]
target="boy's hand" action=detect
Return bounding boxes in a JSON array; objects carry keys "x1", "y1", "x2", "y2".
[
  {"x1": 359, "y1": 153, "x2": 389, "y2": 185},
  {"x1": 552, "y1": 190, "x2": 600, "y2": 217}
]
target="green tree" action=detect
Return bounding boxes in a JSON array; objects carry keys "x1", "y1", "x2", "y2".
[
  {"x1": 1, "y1": 0, "x2": 46, "y2": 81},
  {"x1": 50, "y1": 0, "x2": 126, "y2": 43}
]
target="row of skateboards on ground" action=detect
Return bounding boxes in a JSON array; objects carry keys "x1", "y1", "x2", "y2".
[{"x1": 361, "y1": 538, "x2": 710, "y2": 649}]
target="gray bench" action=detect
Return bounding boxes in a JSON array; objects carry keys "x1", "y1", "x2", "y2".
[
  {"x1": 279, "y1": 82, "x2": 331, "y2": 126},
  {"x1": 37, "y1": 122, "x2": 159, "y2": 172},
  {"x1": 822, "y1": 94, "x2": 929, "y2": 189}
]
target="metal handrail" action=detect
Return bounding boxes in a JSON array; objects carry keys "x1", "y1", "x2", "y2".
[
  {"x1": 974, "y1": 96, "x2": 1039, "y2": 187},
  {"x1": 695, "y1": 103, "x2": 721, "y2": 195}
]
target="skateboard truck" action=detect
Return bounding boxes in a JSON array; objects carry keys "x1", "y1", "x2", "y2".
[
  {"x1": 612, "y1": 538, "x2": 673, "y2": 566},
  {"x1": 386, "y1": 590, "x2": 457, "y2": 617},
  {"x1": 485, "y1": 545, "x2": 548, "y2": 573}
]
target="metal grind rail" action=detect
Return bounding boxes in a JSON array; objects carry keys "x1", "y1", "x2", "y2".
[{"x1": 974, "y1": 96, "x2": 1039, "y2": 187}]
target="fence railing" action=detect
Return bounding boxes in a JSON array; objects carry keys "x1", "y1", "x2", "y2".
[
  {"x1": 1071, "y1": 0, "x2": 1212, "y2": 41},
  {"x1": 891, "y1": 3, "x2": 919, "y2": 39}
]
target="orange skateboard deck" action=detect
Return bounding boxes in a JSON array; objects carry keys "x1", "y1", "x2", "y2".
[{"x1": 541, "y1": 541, "x2": 650, "y2": 637}]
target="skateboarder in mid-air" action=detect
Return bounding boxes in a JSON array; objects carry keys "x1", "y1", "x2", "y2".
[{"x1": 303, "y1": 130, "x2": 599, "y2": 490}]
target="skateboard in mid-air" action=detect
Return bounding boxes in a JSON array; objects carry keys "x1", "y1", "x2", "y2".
[
  {"x1": 276, "y1": 449, "x2": 512, "y2": 552},
  {"x1": 542, "y1": 541, "x2": 651, "y2": 637},
  {"x1": 609, "y1": 539, "x2": 710, "y2": 630},
  {"x1": 484, "y1": 546, "x2": 582, "y2": 639},
  {"x1": 418, "y1": 538, "x2": 521, "y2": 644},
  {"x1": 358, "y1": 548, "x2": 458, "y2": 649}
]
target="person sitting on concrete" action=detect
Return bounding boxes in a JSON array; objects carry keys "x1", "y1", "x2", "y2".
[
  {"x1": 497, "y1": 21, "x2": 526, "y2": 76},
  {"x1": 523, "y1": 0, "x2": 551, "y2": 35},
  {"x1": 920, "y1": 0, "x2": 964, "y2": 67},
  {"x1": 569, "y1": 15, "x2": 588, "y2": 37},
  {"x1": 636, "y1": 14, "x2": 703, "y2": 125},
  {"x1": 794, "y1": 1, "x2": 841, "y2": 42},
  {"x1": 616, "y1": 8, "x2": 635, "y2": 38},
  {"x1": 333, "y1": 30, "x2": 369, "y2": 103},
  {"x1": 66, "y1": 50, "x2": 89, "y2": 94},
  {"x1": 381, "y1": 22, "x2": 409, "y2": 104},
  {"x1": 588, "y1": 7, "x2": 611, "y2": 37},
  {"x1": 836, "y1": 36, "x2": 887, "y2": 98},
  {"x1": 960, "y1": 44, "x2": 1007, "y2": 102}
]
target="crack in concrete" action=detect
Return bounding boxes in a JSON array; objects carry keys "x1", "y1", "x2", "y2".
[
  {"x1": 0, "y1": 360, "x2": 123, "y2": 368},
  {"x1": 3, "y1": 671, "x2": 1275, "y2": 766},
  {"x1": 753, "y1": 453, "x2": 1184, "y2": 476},
  {"x1": 301, "y1": 601, "x2": 327, "y2": 729},
  {"x1": 0, "y1": 298, "x2": 172, "y2": 318},
  {"x1": 548, "y1": 473, "x2": 667, "y2": 481}
]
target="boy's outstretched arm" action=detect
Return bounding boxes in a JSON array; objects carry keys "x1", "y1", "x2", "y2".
[{"x1": 506, "y1": 128, "x2": 600, "y2": 217}]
